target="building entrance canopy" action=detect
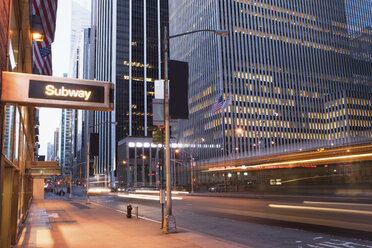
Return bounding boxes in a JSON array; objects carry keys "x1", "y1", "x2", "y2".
[{"x1": 1, "y1": 72, "x2": 114, "y2": 111}]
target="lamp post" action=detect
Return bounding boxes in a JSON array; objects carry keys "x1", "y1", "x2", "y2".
[{"x1": 163, "y1": 26, "x2": 228, "y2": 233}]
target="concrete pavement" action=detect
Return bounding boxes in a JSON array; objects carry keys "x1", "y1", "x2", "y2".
[{"x1": 16, "y1": 197, "x2": 248, "y2": 248}]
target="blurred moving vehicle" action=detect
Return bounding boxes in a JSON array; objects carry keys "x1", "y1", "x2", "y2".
[
  {"x1": 44, "y1": 183, "x2": 53, "y2": 192},
  {"x1": 208, "y1": 184, "x2": 226, "y2": 192}
]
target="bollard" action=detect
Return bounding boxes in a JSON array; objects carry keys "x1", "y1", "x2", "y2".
[
  {"x1": 135, "y1": 206, "x2": 139, "y2": 219},
  {"x1": 127, "y1": 204, "x2": 132, "y2": 218}
]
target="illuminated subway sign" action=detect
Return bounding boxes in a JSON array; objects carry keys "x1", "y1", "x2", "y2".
[
  {"x1": 45, "y1": 85, "x2": 92, "y2": 100},
  {"x1": 1, "y1": 72, "x2": 114, "y2": 111},
  {"x1": 29, "y1": 80, "x2": 105, "y2": 103}
]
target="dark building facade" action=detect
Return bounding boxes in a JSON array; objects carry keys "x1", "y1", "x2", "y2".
[{"x1": 92, "y1": 0, "x2": 168, "y2": 185}]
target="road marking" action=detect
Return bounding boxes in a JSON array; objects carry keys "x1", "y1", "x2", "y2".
[
  {"x1": 304, "y1": 240, "x2": 372, "y2": 248},
  {"x1": 304, "y1": 201, "x2": 372, "y2": 207},
  {"x1": 269, "y1": 204, "x2": 372, "y2": 215}
]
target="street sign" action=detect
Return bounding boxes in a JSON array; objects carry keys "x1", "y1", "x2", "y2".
[
  {"x1": 1, "y1": 72, "x2": 114, "y2": 111},
  {"x1": 152, "y1": 98, "x2": 164, "y2": 126}
]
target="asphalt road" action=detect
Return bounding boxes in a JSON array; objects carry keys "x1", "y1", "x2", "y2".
[{"x1": 83, "y1": 191, "x2": 372, "y2": 248}]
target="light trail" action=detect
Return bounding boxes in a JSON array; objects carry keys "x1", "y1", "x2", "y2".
[
  {"x1": 117, "y1": 193, "x2": 183, "y2": 201},
  {"x1": 206, "y1": 153, "x2": 372, "y2": 172},
  {"x1": 88, "y1": 187, "x2": 111, "y2": 193},
  {"x1": 269, "y1": 204, "x2": 372, "y2": 215},
  {"x1": 303, "y1": 201, "x2": 372, "y2": 207},
  {"x1": 134, "y1": 189, "x2": 189, "y2": 195}
]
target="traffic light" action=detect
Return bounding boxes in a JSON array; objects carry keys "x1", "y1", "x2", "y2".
[{"x1": 89, "y1": 162, "x2": 95, "y2": 176}]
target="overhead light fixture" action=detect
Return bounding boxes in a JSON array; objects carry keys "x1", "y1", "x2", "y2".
[
  {"x1": 31, "y1": 15, "x2": 44, "y2": 41},
  {"x1": 32, "y1": 33, "x2": 44, "y2": 42},
  {"x1": 215, "y1": 30, "x2": 229, "y2": 37}
]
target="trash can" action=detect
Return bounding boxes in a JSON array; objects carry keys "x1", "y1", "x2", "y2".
[{"x1": 127, "y1": 204, "x2": 132, "y2": 218}]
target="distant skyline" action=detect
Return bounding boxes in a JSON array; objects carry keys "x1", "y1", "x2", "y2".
[{"x1": 39, "y1": 0, "x2": 90, "y2": 155}]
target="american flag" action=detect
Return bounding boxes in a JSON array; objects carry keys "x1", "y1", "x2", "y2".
[
  {"x1": 222, "y1": 94, "x2": 232, "y2": 110},
  {"x1": 212, "y1": 95, "x2": 224, "y2": 112},
  {"x1": 31, "y1": 0, "x2": 57, "y2": 75},
  {"x1": 33, "y1": 41, "x2": 52, "y2": 75},
  {"x1": 32, "y1": 0, "x2": 58, "y2": 46}
]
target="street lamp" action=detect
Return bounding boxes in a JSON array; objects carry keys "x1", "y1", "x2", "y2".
[{"x1": 163, "y1": 27, "x2": 228, "y2": 233}]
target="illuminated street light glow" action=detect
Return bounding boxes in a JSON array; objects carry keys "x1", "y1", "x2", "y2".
[
  {"x1": 32, "y1": 32, "x2": 44, "y2": 41},
  {"x1": 236, "y1": 128, "x2": 243, "y2": 135}
]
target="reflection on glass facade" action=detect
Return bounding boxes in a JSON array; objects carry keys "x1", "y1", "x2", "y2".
[{"x1": 170, "y1": 0, "x2": 372, "y2": 164}]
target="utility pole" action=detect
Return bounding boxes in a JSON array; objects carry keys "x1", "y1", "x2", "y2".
[
  {"x1": 86, "y1": 125, "x2": 90, "y2": 204},
  {"x1": 190, "y1": 154, "x2": 194, "y2": 194},
  {"x1": 162, "y1": 26, "x2": 228, "y2": 234}
]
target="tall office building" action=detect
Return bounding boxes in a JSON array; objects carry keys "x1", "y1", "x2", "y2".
[
  {"x1": 60, "y1": 109, "x2": 74, "y2": 175},
  {"x1": 53, "y1": 127, "x2": 60, "y2": 161},
  {"x1": 91, "y1": 0, "x2": 168, "y2": 183},
  {"x1": 169, "y1": 1, "x2": 372, "y2": 182},
  {"x1": 169, "y1": 0, "x2": 372, "y2": 186},
  {"x1": 47, "y1": 143, "x2": 54, "y2": 161}
]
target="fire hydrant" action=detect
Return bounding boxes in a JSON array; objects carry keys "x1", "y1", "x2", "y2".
[{"x1": 127, "y1": 204, "x2": 132, "y2": 218}]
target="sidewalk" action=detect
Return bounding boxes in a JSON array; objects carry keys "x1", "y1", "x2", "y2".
[{"x1": 16, "y1": 198, "x2": 247, "y2": 248}]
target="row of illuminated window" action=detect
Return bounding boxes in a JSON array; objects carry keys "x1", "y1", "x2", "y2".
[
  {"x1": 225, "y1": 129, "x2": 330, "y2": 140},
  {"x1": 225, "y1": 118, "x2": 313, "y2": 130},
  {"x1": 347, "y1": 109, "x2": 371, "y2": 117},
  {"x1": 347, "y1": 119, "x2": 372, "y2": 128},
  {"x1": 325, "y1": 97, "x2": 346, "y2": 108},
  {"x1": 226, "y1": 98, "x2": 296, "y2": 111},
  {"x1": 325, "y1": 108, "x2": 372, "y2": 119},
  {"x1": 332, "y1": 21, "x2": 372, "y2": 36},
  {"x1": 123, "y1": 75, "x2": 156, "y2": 82},
  {"x1": 234, "y1": 71, "x2": 273, "y2": 83},
  {"x1": 123, "y1": 60, "x2": 155, "y2": 69},
  {"x1": 234, "y1": 26, "x2": 351, "y2": 56},
  {"x1": 233, "y1": 81, "x2": 297, "y2": 97},
  {"x1": 189, "y1": 98, "x2": 215, "y2": 114},
  {"x1": 204, "y1": 118, "x2": 223, "y2": 131},
  {"x1": 346, "y1": 98, "x2": 371, "y2": 106},
  {"x1": 239, "y1": 8, "x2": 329, "y2": 34},
  {"x1": 225, "y1": 116, "x2": 370, "y2": 132},
  {"x1": 182, "y1": 129, "x2": 194, "y2": 139},
  {"x1": 233, "y1": 0, "x2": 316, "y2": 21},
  {"x1": 189, "y1": 86, "x2": 212, "y2": 105}
]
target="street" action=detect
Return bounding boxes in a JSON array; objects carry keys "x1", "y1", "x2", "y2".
[{"x1": 63, "y1": 189, "x2": 372, "y2": 248}]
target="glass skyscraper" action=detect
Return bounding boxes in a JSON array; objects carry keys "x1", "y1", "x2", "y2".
[
  {"x1": 92, "y1": 0, "x2": 168, "y2": 181},
  {"x1": 169, "y1": 0, "x2": 372, "y2": 180}
]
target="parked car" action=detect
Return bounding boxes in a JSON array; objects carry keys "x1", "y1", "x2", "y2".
[{"x1": 208, "y1": 184, "x2": 226, "y2": 192}]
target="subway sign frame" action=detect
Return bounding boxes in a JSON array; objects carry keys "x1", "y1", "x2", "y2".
[{"x1": 1, "y1": 72, "x2": 114, "y2": 111}]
